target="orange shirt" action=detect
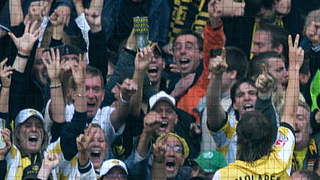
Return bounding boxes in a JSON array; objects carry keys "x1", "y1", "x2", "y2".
[{"x1": 177, "y1": 23, "x2": 225, "y2": 123}]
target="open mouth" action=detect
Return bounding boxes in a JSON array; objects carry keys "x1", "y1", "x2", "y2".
[
  {"x1": 160, "y1": 121, "x2": 168, "y2": 128},
  {"x1": 87, "y1": 102, "x2": 96, "y2": 108},
  {"x1": 243, "y1": 104, "x2": 254, "y2": 111},
  {"x1": 165, "y1": 161, "x2": 176, "y2": 171},
  {"x1": 148, "y1": 67, "x2": 158, "y2": 74},
  {"x1": 90, "y1": 151, "x2": 101, "y2": 158},
  {"x1": 28, "y1": 136, "x2": 38, "y2": 143},
  {"x1": 179, "y1": 58, "x2": 191, "y2": 65}
]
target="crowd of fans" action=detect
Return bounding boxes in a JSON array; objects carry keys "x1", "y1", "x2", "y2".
[{"x1": 0, "y1": 0, "x2": 319, "y2": 179}]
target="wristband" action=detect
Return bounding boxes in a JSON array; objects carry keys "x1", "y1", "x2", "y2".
[
  {"x1": 1, "y1": 84, "x2": 10, "y2": 88},
  {"x1": 50, "y1": 83, "x2": 62, "y2": 89},
  {"x1": 17, "y1": 52, "x2": 29, "y2": 59}
]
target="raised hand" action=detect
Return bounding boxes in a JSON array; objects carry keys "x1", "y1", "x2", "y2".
[
  {"x1": 135, "y1": 45, "x2": 154, "y2": 72},
  {"x1": 208, "y1": 0, "x2": 245, "y2": 18},
  {"x1": 153, "y1": 136, "x2": 166, "y2": 163},
  {"x1": 171, "y1": 73, "x2": 196, "y2": 98},
  {"x1": 8, "y1": 20, "x2": 40, "y2": 56},
  {"x1": 71, "y1": 54, "x2": 86, "y2": 86},
  {"x1": 143, "y1": 111, "x2": 162, "y2": 136},
  {"x1": 255, "y1": 64, "x2": 275, "y2": 94},
  {"x1": 84, "y1": 9, "x2": 102, "y2": 33},
  {"x1": 42, "y1": 48, "x2": 61, "y2": 81},
  {"x1": 126, "y1": 28, "x2": 137, "y2": 51},
  {"x1": 50, "y1": 5, "x2": 71, "y2": 27},
  {"x1": 40, "y1": 0, "x2": 53, "y2": 17},
  {"x1": 0, "y1": 58, "x2": 13, "y2": 88},
  {"x1": 73, "y1": 0, "x2": 85, "y2": 15},
  {"x1": 0, "y1": 128, "x2": 11, "y2": 160},
  {"x1": 288, "y1": 34, "x2": 304, "y2": 70},
  {"x1": 26, "y1": 1, "x2": 48, "y2": 22},
  {"x1": 209, "y1": 48, "x2": 228, "y2": 75},
  {"x1": 42, "y1": 153, "x2": 60, "y2": 170},
  {"x1": 76, "y1": 124, "x2": 94, "y2": 153},
  {"x1": 119, "y1": 79, "x2": 138, "y2": 102}
]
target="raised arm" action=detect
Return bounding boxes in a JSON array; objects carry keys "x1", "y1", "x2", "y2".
[
  {"x1": 49, "y1": 5, "x2": 70, "y2": 45},
  {"x1": 206, "y1": 49, "x2": 228, "y2": 132},
  {"x1": 130, "y1": 46, "x2": 153, "y2": 117},
  {"x1": 42, "y1": 48, "x2": 65, "y2": 124},
  {"x1": 0, "y1": 58, "x2": 13, "y2": 114},
  {"x1": 137, "y1": 112, "x2": 162, "y2": 158},
  {"x1": 37, "y1": 153, "x2": 60, "y2": 180},
  {"x1": 110, "y1": 78, "x2": 137, "y2": 130},
  {"x1": 282, "y1": 35, "x2": 304, "y2": 127},
  {"x1": 85, "y1": 4, "x2": 108, "y2": 79},
  {"x1": 60, "y1": 54, "x2": 87, "y2": 160},
  {"x1": 76, "y1": 125, "x2": 97, "y2": 180},
  {"x1": 8, "y1": 20, "x2": 40, "y2": 73},
  {"x1": 9, "y1": 0, "x2": 23, "y2": 26},
  {"x1": 151, "y1": 136, "x2": 166, "y2": 180}
]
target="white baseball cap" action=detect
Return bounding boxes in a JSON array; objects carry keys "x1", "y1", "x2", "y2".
[
  {"x1": 100, "y1": 159, "x2": 128, "y2": 177},
  {"x1": 15, "y1": 109, "x2": 44, "y2": 126},
  {"x1": 149, "y1": 91, "x2": 176, "y2": 110}
]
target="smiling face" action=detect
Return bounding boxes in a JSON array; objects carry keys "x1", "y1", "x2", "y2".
[
  {"x1": 87, "y1": 127, "x2": 107, "y2": 169},
  {"x1": 17, "y1": 117, "x2": 45, "y2": 154},
  {"x1": 164, "y1": 136, "x2": 185, "y2": 179},
  {"x1": 85, "y1": 75, "x2": 105, "y2": 118},
  {"x1": 152, "y1": 101, "x2": 177, "y2": 136},
  {"x1": 147, "y1": 54, "x2": 165, "y2": 86},
  {"x1": 294, "y1": 106, "x2": 311, "y2": 149},
  {"x1": 173, "y1": 34, "x2": 203, "y2": 77},
  {"x1": 233, "y1": 82, "x2": 258, "y2": 116}
]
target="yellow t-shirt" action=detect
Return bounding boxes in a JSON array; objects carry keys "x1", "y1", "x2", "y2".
[{"x1": 213, "y1": 125, "x2": 295, "y2": 180}]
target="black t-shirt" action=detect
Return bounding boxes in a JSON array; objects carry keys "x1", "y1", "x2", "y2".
[{"x1": 107, "y1": 0, "x2": 150, "y2": 51}]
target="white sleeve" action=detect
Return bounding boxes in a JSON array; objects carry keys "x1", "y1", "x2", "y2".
[
  {"x1": 274, "y1": 125, "x2": 295, "y2": 163},
  {"x1": 212, "y1": 170, "x2": 221, "y2": 180},
  {"x1": 75, "y1": 13, "x2": 90, "y2": 63},
  {"x1": 44, "y1": 99, "x2": 53, "y2": 138},
  {"x1": 37, "y1": 16, "x2": 50, "y2": 48},
  {"x1": 79, "y1": 161, "x2": 97, "y2": 180}
]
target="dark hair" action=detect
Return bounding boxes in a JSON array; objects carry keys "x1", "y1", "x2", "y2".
[
  {"x1": 244, "y1": 0, "x2": 275, "y2": 17},
  {"x1": 236, "y1": 111, "x2": 277, "y2": 162},
  {"x1": 257, "y1": 23, "x2": 289, "y2": 62},
  {"x1": 230, "y1": 79, "x2": 257, "y2": 104},
  {"x1": 86, "y1": 66, "x2": 105, "y2": 89},
  {"x1": 293, "y1": 170, "x2": 320, "y2": 180},
  {"x1": 249, "y1": 51, "x2": 284, "y2": 79},
  {"x1": 225, "y1": 47, "x2": 249, "y2": 80},
  {"x1": 173, "y1": 30, "x2": 203, "y2": 51}
]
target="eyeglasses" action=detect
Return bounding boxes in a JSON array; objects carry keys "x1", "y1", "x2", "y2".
[
  {"x1": 103, "y1": 174, "x2": 127, "y2": 178},
  {"x1": 165, "y1": 145, "x2": 183, "y2": 154}
]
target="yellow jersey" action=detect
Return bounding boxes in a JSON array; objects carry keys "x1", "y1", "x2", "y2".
[{"x1": 213, "y1": 124, "x2": 295, "y2": 180}]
